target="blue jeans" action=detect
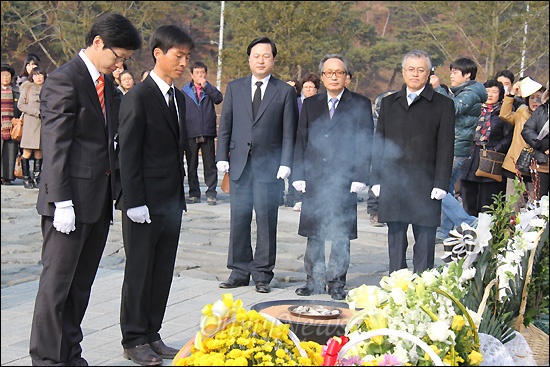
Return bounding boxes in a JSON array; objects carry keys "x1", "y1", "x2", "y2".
[
  {"x1": 438, "y1": 193, "x2": 477, "y2": 238},
  {"x1": 439, "y1": 156, "x2": 472, "y2": 237}
]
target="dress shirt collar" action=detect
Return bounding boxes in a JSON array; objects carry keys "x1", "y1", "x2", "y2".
[
  {"x1": 78, "y1": 49, "x2": 101, "y2": 84},
  {"x1": 251, "y1": 75, "x2": 271, "y2": 99},
  {"x1": 406, "y1": 86, "x2": 426, "y2": 102},
  {"x1": 326, "y1": 90, "x2": 344, "y2": 108},
  {"x1": 149, "y1": 70, "x2": 175, "y2": 104}
]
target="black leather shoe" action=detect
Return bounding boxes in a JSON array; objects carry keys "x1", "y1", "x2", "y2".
[
  {"x1": 329, "y1": 287, "x2": 346, "y2": 301},
  {"x1": 219, "y1": 277, "x2": 250, "y2": 288},
  {"x1": 255, "y1": 282, "x2": 271, "y2": 293},
  {"x1": 295, "y1": 287, "x2": 313, "y2": 296},
  {"x1": 68, "y1": 357, "x2": 88, "y2": 366},
  {"x1": 150, "y1": 339, "x2": 179, "y2": 359},
  {"x1": 123, "y1": 344, "x2": 162, "y2": 366}
]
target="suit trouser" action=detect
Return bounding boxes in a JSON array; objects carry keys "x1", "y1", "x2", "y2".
[
  {"x1": 304, "y1": 237, "x2": 350, "y2": 291},
  {"x1": 185, "y1": 137, "x2": 217, "y2": 199},
  {"x1": 227, "y1": 160, "x2": 281, "y2": 284},
  {"x1": 387, "y1": 221, "x2": 436, "y2": 274},
  {"x1": 29, "y1": 197, "x2": 111, "y2": 366},
  {"x1": 120, "y1": 208, "x2": 182, "y2": 349}
]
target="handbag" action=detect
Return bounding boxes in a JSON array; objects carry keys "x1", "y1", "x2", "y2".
[
  {"x1": 516, "y1": 147, "x2": 534, "y2": 175},
  {"x1": 475, "y1": 146, "x2": 505, "y2": 182},
  {"x1": 221, "y1": 172, "x2": 230, "y2": 194},
  {"x1": 14, "y1": 155, "x2": 23, "y2": 179},
  {"x1": 10, "y1": 113, "x2": 24, "y2": 141}
]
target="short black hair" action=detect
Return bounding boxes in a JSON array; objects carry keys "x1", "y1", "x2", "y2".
[
  {"x1": 1, "y1": 63, "x2": 16, "y2": 78},
  {"x1": 85, "y1": 13, "x2": 142, "y2": 51},
  {"x1": 191, "y1": 61, "x2": 208, "y2": 74},
  {"x1": 29, "y1": 66, "x2": 47, "y2": 83},
  {"x1": 450, "y1": 57, "x2": 477, "y2": 80},
  {"x1": 20, "y1": 54, "x2": 41, "y2": 77},
  {"x1": 494, "y1": 69, "x2": 515, "y2": 84},
  {"x1": 149, "y1": 25, "x2": 195, "y2": 62},
  {"x1": 246, "y1": 37, "x2": 277, "y2": 58},
  {"x1": 483, "y1": 79, "x2": 505, "y2": 101}
]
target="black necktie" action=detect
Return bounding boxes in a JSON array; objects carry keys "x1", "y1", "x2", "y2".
[
  {"x1": 168, "y1": 87, "x2": 178, "y2": 123},
  {"x1": 252, "y1": 81, "x2": 263, "y2": 119}
]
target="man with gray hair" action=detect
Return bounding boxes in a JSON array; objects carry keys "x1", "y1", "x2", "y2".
[
  {"x1": 370, "y1": 50, "x2": 455, "y2": 274},
  {"x1": 292, "y1": 54, "x2": 374, "y2": 300}
]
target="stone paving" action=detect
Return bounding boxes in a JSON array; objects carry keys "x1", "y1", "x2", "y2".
[{"x1": 1, "y1": 165, "x2": 446, "y2": 366}]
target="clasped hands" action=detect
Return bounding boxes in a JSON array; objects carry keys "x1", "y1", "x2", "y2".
[{"x1": 370, "y1": 185, "x2": 446, "y2": 200}]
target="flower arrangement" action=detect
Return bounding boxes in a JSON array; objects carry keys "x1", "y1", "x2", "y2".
[
  {"x1": 171, "y1": 293, "x2": 324, "y2": 366},
  {"x1": 452, "y1": 179, "x2": 549, "y2": 343},
  {"x1": 328, "y1": 265, "x2": 483, "y2": 366}
]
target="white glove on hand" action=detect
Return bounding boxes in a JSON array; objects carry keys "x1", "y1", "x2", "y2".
[
  {"x1": 371, "y1": 184, "x2": 380, "y2": 197},
  {"x1": 292, "y1": 180, "x2": 306, "y2": 193},
  {"x1": 350, "y1": 182, "x2": 367, "y2": 193},
  {"x1": 430, "y1": 188, "x2": 447, "y2": 200},
  {"x1": 276, "y1": 166, "x2": 291, "y2": 180},
  {"x1": 53, "y1": 201, "x2": 76, "y2": 234},
  {"x1": 127, "y1": 205, "x2": 151, "y2": 224},
  {"x1": 216, "y1": 161, "x2": 229, "y2": 173}
]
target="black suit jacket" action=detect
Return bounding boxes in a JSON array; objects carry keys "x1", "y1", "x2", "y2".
[
  {"x1": 117, "y1": 75, "x2": 187, "y2": 215},
  {"x1": 37, "y1": 55, "x2": 120, "y2": 222}
]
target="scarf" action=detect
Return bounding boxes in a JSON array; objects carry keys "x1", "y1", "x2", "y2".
[
  {"x1": 1, "y1": 85, "x2": 14, "y2": 130},
  {"x1": 474, "y1": 101, "x2": 501, "y2": 145}
]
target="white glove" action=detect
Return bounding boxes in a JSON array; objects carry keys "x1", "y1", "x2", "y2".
[
  {"x1": 127, "y1": 205, "x2": 151, "y2": 224},
  {"x1": 276, "y1": 166, "x2": 291, "y2": 180},
  {"x1": 292, "y1": 180, "x2": 306, "y2": 193},
  {"x1": 430, "y1": 188, "x2": 447, "y2": 200},
  {"x1": 216, "y1": 161, "x2": 229, "y2": 173},
  {"x1": 371, "y1": 184, "x2": 380, "y2": 197},
  {"x1": 350, "y1": 182, "x2": 367, "y2": 193},
  {"x1": 53, "y1": 200, "x2": 76, "y2": 234}
]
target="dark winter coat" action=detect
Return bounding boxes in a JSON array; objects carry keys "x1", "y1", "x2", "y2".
[
  {"x1": 462, "y1": 102, "x2": 513, "y2": 182},
  {"x1": 370, "y1": 84, "x2": 455, "y2": 227},
  {"x1": 293, "y1": 89, "x2": 374, "y2": 240},
  {"x1": 435, "y1": 80, "x2": 488, "y2": 157},
  {"x1": 181, "y1": 81, "x2": 223, "y2": 139},
  {"x1": 522, "y1": 102, "x2": 549, "y2": 173}
]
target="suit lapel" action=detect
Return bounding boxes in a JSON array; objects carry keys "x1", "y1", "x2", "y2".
[
  {"x1": 144, "y1": 77, "x2": 180, "y2": 138},
  {"x1": 74, "y1": 57, "x2": 105, "y2": 124},
  {"x1": 254, "y1": 77, "x2": 279, "y2": 124}
]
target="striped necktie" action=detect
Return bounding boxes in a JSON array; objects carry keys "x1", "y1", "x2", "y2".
[{"x1": 96, "y1": 74, "x2": 105, "y2": 116}]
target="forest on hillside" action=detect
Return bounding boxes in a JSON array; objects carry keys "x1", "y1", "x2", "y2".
[{"x1": 2, "y1": 1, "x2": 548, "y2": 99}]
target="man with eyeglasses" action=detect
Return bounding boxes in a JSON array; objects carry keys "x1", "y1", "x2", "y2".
[
  {"x1": 216, "y1": 36, "x2": 298, "y2": 294},
  {"x1": 370, "y1": 49, "x2": 455, "y2": 274},
  {"x1": 292, "y1": 54, "x2": 374, "y2": 300},
  {"x1": 30, "y1": 13, "x2": 141, "y2": 366}
]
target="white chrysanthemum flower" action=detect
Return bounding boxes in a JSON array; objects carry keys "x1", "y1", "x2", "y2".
[
  {"x1": 427, "y1": 320, "x2": 454, "y2": 342},
  {"x1": 460, "y1": 267, "x2": 476, "y2": 282},
  {"x1": 346, "y1": 284, "x2": 388, "y2": 311},
  {"x1": 420, "y1": 268, "x2": 438, "y2": 286}
]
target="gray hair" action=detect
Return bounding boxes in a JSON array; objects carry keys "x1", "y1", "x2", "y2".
[
  {"x1": 319, "y1": 54, "x2": 350, "y2": 74},
  {"x1": 401, "y1": 50, "x2": 432, "y2": 70}
]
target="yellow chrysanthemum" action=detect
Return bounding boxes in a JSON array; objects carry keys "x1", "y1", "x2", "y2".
[
  {"x1": 468, "y1": 350, "x2": 484, "y2": 365},
  {"x1": 452, "y1": 315, "x2": 465, "y2": 331}
]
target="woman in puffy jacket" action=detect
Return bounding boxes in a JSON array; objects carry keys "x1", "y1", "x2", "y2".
[{"x1": 521, "y1": 83, "x2": 549, "y2": 199}]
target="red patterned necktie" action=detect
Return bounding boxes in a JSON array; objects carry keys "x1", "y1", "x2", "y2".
[{"x1": 96, "y1": 74, "x2": 105, "y2": 116}]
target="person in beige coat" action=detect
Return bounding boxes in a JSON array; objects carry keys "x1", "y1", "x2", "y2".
[
  {"x1": 499, "y1": 77, "x2": 545, "y2": 195},
  {"x1": 17, "y1": 67, "x2": 46, "y2": 189}
]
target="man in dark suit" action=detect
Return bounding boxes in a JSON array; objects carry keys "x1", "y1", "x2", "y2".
[
  {"x1": 216, "y1": 36, "x2": 298, "y2": 294},
  {"x1": 30, "y1": 14, "x2": 141, "y2": 366},
  {"x1": 117, "y1": 25, "x2": 194, "y2": 366},
  {"x1": 370, "y1": 49, "x2": 455, "y2": 274},
  {"x1": 292, "y1": 54, "x2": 374, "y2": 300}
]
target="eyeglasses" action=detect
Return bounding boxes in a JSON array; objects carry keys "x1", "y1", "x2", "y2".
[
  {"x1": 107, "y1": 47, "x2": 131, "y2": 63},
  {"x1": 322, "y1": 70, "x2": 347, "y2": 78},
  {"x1": 404, "y1": 67, "x2": 428, "y2": 74}
]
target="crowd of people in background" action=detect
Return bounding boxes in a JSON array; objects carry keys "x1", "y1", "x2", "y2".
[{"x1": 0, "y1": 13, "x2": 549, "y2": 366}]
